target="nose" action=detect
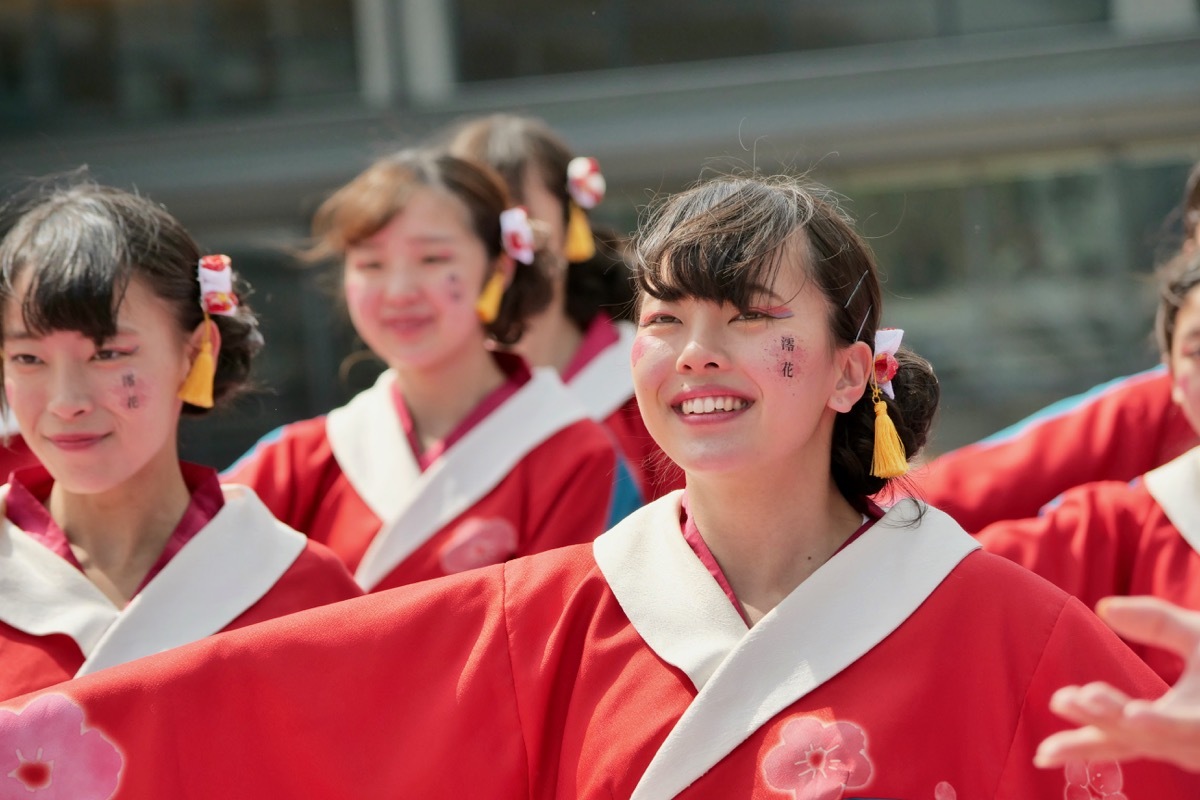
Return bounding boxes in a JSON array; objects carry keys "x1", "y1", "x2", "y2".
[
  {"x1": 676, "y1": 320, "x2": 730, "y2": 373},
  {"x1": 45, "y1": 363, "x2": 93, "y2": 420},
  {"x1": 382, "y1": 264, "x2": 423, "y2": 303}
]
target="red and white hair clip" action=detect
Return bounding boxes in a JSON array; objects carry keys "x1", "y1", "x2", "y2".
[
  {"x1": 567, "y1": 157, "x2": 606, "y2": 210},
  {"x1": 197, "y1": 255, "x2": 239, "y2": 316},
  {"x1": 873, "y1": 328, "x2": 903, "y2": 399},
  {"x1": 499, "y1": 207, "x2": 536, "y2": 265}
]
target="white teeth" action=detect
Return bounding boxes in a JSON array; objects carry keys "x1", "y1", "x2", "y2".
[{"x1": 680, "y1": 396, "x2": 747, "y2": 415}]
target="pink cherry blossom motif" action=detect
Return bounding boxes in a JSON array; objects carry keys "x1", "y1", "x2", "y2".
[
  {"x1": 762, "y1": 716, "x2": 872, "y2": 800},
  {"x1": 934, "y1": 781, "x2": 957, "y2": 800},
  {"x1": 0, "y1": 693, "x2": 122, "y2": 799},
  {"x1": 439, "y1": 517, "x2": 519, "y2": 573},
  {"x1": 1064, "y1": 759, "x2": 1127, "y2": 800}
]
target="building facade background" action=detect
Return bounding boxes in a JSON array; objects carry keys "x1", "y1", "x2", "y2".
[{"x1": 2, "y1": 0, "x2": 1199, "y2": 467}]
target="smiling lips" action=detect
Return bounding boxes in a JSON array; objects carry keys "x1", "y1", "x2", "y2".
[
  {"x1": 47, "y1": 433, "x2": 107, "y2": 451},
  {"x1": 678, "y1": 396, "x2": 749, "y2": 415}
]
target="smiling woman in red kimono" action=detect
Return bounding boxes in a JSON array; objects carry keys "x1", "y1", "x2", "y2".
[
  {"x1": 0, "y1": 182, "x2": 360, "y2": 702},
  {"x1": 223, "y1": 150, "x2": 621, "y2": 592},
  {"x1": 2, "y1": 174, "x2": 1197, "y2": 799}
]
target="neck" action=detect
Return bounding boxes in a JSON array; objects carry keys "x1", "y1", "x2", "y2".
[
  {"x1": 512, "y1": 276, "x2": 584, "y2": 375},
  {"x1": 392, "y1": 340, "x2": 507, "y2": 446},
  {"x1": 686, "y1": 460, "x2": 863, "y2": 626},
  {"x1": 50, "y1": 444, "x2": 190, "y2": 607}
]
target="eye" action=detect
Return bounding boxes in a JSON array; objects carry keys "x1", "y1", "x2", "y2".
[
  {"x1": 421, "y1": 253, "x2": 452, "y2": 266},
  {"x1": 639, "y1": 312, "x2": 679, "y2": 327},
  {"x1": 93, "y1": 347, "x2": 135, "y2": 362},
  {"x1": 346, "y1": 256, "x2": 383, "y2": 272},
  {"x1": 6, "y1": 353, "x2": 41, "y2": 366}
]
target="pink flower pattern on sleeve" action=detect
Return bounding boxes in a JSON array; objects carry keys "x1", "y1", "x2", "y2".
[
  {"x1": 762, "y1": 716, "x2": 873, "y2": 800},
  {"x1": 439, "y1": 517, "x2": 518, "y2": 573},
  {"x1": 1065, "y1": 759, "x2": 1127, "y2": 800},
  {"x1": 0, "y1": 694, "x2": 122, "y2": 799}
]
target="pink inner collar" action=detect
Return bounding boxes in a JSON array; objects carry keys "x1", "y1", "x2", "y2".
[
  {"x1": 392, "y1": 351, "x2": 533, "y2": 471},
  {"x1": 679, "y1": 491, "x2": 882, "y2": 624}
]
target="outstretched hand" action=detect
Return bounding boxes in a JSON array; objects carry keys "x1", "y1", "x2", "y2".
[{"x1": 1036, "y1": 596, "x2": 1200, "y2": 772}]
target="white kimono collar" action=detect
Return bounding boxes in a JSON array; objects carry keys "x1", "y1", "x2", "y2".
[
  {"x1": 327, "y1": 368, "x2": 590, "y2": 591},
  {"x1": 0, "y1": 485, "x2": 306, "y2": 676},
  {"x1": 1144, "y1": 445, "x2": 1200, "y2": 555},
  {"x1": 593, "y1": 491, "x2": 980, "y2": 800},
  {"x1": 566, "y1": 319, "x2": 637, "y2": 421}
]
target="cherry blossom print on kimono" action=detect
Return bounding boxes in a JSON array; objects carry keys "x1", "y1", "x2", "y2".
[{"x1": 0, "y1": 693, "x2": 121, "y2": 799}]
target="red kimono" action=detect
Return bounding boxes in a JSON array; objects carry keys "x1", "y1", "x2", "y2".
[
  {"x1": 977, "y1": 445, "x2": 1200, "y2": 683},
  {"x1": 916, "y1": 367, "x2": 1196, "y2": 532},
  {"x1": 1, "y1": 494, "x2": 1193, "y2": 798},
  {"x1": 563, "y1": 314, "x2": 684, "y2": 502},
  {"x1": 224, "y1": 360, "x2": 619, "y2": 591},
  {"x1": 0, "y1": 466, "x2": 361, "y2": 701}
]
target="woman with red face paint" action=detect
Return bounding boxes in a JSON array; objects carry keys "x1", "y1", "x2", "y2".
[
  {"x1": 223, "y1": 149, "x2": 621, "y2": 592},
  {"x1": 914, "y1": 162, "x2": 1200, "y2": 533},
  {"x1": 0, "y1": 181, "x2": 361, "y2": 701},
  {"x1": 1, "y1": 174, "x2": 1194, "y2": 798},
  {"x1": 447, "y1": 114, "x2": 684, "y2": 506}
]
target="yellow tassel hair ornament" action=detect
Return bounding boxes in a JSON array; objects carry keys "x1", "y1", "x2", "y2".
[
  {"x1": 870, "y1": 385, "x2": 908, "y2": 479},
  {"x1": 475, "y1": 271, "x2": 506, "y2": 324},
  {"x1": 565, "y1": 157, "x2": 605, "y2": 263},
  {"x1": 564, "y1": 202, "x2": 595, "y2": 263},
  {"x1": 178, "y1": 316, "x2": 216, "y2": 408}
]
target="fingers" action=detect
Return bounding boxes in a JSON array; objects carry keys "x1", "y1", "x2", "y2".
[
  {"x1": 1097, "y1": 596, "x2": 1200, "y2": 657},
  {"x1": 1049, "y1": 682, "x2": 1132, "y2": 726},
  {"x1": 1035, "y1": 726, "x2": 1138, "y2": 768}
]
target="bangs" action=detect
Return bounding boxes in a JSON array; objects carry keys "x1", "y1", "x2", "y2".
[
  {"x1": 0, "y1": 196, "x2": 129, "y2": 343},
  {"x1": 634, "y1": 178, "x2": 815, "y2": 310},
  {"x1": 313, "y1": 159, "x2": 421, "y2": 255}
]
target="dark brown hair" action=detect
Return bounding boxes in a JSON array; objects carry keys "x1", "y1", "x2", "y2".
[
  {"x1": 633, "y1": 174, "x2": 939, "y2": 507},
  {"x1": 0, "y1": 180, "x2": 261, "y2": 414},
  {"x1": 446, "y1": 114, "x2": 635, "y2": 329},
  {"x1": 1155, "y1": 247, "x2": 1200, "y2": 359},
  {"x1": 310, "y1": 149, "x2": 552, "y2": 346}
]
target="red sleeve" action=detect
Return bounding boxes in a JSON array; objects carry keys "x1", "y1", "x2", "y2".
[
  {"x1": 521, "y1": 420, "x2": 618, "y2": 556},
  {"x1": 915, "y1": 369, "x2": 1195, "y2": 532},
  {"x1": 975, "y1": 480, "x2": 1147, "y2": 611},
  {"x1": 223, "y1": 540, "x2": 363, "y2": 631},
  {"x1": 221, "y1": 418, "x2": 343, "y2": 536},
  {"x1": 0, "y1": 568, "x2": 528, "y2": 798},
  {"x1": 996, "y1": 597, "x2": 1196, "y2": 796}
]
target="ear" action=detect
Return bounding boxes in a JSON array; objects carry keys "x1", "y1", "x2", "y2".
[
  {"x1": 829, "y1": 340, "x2": 873, "y2": 413},
  {"x1": 187, "y1": 318, "x2": 221, "y2": 366}
]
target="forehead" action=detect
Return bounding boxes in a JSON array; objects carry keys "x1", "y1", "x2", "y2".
[{"x1": 359, "y1": 187, "x2": 475, "y2": 245}]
